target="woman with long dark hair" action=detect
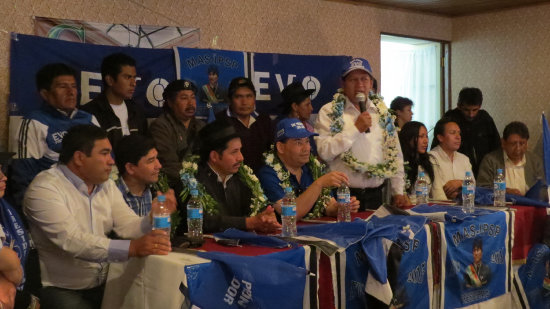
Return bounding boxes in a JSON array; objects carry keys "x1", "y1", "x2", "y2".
[{"x1": 398, "y1": 121, "x2": 434, "y2": 202}]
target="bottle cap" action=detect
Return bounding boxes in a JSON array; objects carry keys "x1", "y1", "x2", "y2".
[
  {"x1": 190, "y1": 189, "x2": 199, "y2": 196},
  {"x1": 157, "y1": 195, "x2": 166, "y2": 202},
  {"x1": 497, "y1": 168, "x2": 503, "y2": 174},
  {"x1": 418, "y1": 171, "x2": 425, "y2": 177},
  {"x1": 465, "y1": 171, "x2": 472, "y2": 176},
  {"x1": 284, "y1": 187, "x2": 292, "y2": 193}
]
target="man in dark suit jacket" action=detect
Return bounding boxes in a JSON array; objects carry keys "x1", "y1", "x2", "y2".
[
  {"x1": 464, "y1": 237, "x2": 491, "y2": 288},
  {"x1": 477, "y1": 121, "x2": 544, "y2": 196}
]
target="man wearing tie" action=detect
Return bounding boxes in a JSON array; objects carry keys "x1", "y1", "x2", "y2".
[{"x1": 314, "y1": 57, "x2": 407, "y2": 210}]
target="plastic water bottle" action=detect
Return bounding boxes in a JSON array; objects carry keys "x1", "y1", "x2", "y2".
[
  {"x1": 493, "y1": 168, "x2": 506, "y2": 207},
  {"x1": 337, "y1": 184, "x2": 351, "y2": 223},
  {"x1": 462, "y1": 171, "x2": 475, "y2": 214},
  {"x1": 152, "y1": 195, "x2": 171, "y2": 237},
  {"x1": 281, "y1": 187, "x2": 297, "y2": 237},
  {"x1": 415, "y1": 171, "x2": 429, "y2": 205},
  {"x1": 187, "y1": 189, "x2": 203, "y2": 242}
]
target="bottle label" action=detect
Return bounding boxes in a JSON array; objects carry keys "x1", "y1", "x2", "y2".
[
  {"x1": 153, "y1": 216, "x2": 171, "y2": 229},
  {"x1": 187, "y1": 208, "x2": 203, "y2": 219},
  {"x1": 494, "y1": 182, "x2": 506, "y2": 190},
  {"x1": 416, "y1": 186, "x2": 428, "y2": 195},
  {"x1": 462, "y1": 185, "x2": 475, "y2": 195},
  {"x1": 282, "y1": 205, "x2": 296, "y2": 216},
  {"x1": 337, "y1": 193, "x2": 350, "y2": 204}
]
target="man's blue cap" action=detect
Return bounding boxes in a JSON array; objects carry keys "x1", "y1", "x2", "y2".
[
  {"x1": 275, "y1": 118, "x2": 318, "y2": 142},
  {"x1": 341, "y1": 57, "x2": 373, "y2": 79}
]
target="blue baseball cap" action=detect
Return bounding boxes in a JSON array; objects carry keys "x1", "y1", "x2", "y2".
[
  {"x1": 341, "y1": 57, "x2": 373, "y2": 79},
  {"x1": 275, "y1": 118, "x2": 318, "y2": 142}
]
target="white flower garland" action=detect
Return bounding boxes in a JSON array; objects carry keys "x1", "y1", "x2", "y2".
[
  {"x1": 329, "y1": 89, "x2": 400, "y2": 178},
  {"x1": 264, "y1": 146, "x2": 332, "y2": 218},
  {"x1": 180, "y1": 156, "x2": 267, "y2": 216}
]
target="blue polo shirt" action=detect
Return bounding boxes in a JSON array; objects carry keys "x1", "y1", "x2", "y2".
[{"x1": 258, "y1": 163, "x2": 314, "y2": 203}]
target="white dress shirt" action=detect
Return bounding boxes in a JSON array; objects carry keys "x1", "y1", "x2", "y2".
[
  {"x1": 23, "y1": 165, "x2": 151, "y2": 289},
  {"x1": 429, "y1": 145, "x2": 473, "y2": 200},
  {"x1": 504, "y1": 152, "x2": 528, "y2": 195},
  {"x1": 315, "y1": 97, "x2": 405, "y2": 194}
]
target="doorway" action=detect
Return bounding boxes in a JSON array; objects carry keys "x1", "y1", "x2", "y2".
[{"x1": 381, "y1": 34, "x2": 448, "y2": 146}]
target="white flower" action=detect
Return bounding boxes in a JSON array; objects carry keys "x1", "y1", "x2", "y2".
[
  {"x1": 259, "y1": 195, "x2": 266, "y2": 202},
  {"x1": 250, "y1": 175, "x2": 258, "y2": 182},
  {"x1": 189, "y1": 178, "x2": 198, "y2": 188},
  {"x1": 192, "y1": 163, "x2": 198, "y2": 170},
  {"x1": 265, "y1": 153, "x2": 274, "y2": 164},
  {"x1": 183, "y1": 161, "x2": 192, "y2": 169}
]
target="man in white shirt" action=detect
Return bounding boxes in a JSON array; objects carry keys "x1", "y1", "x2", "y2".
[
  {"x1": 477, "y1": 121, "x2": 544, "y2": 196},
  {"x1": 315, "y1": 57, "x2": 407, "y2": 210},
  {"x1": 82, "y1": 53, "x2": 148, "y2": 148},
  {"x1": 429, "y1": 118, "x2": 473, "y2": 200},
  {"x1": 23, "y1": 124, "x2": 176, "y2": 309}
]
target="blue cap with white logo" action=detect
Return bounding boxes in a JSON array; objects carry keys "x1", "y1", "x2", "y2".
[
  {"x1": 341, "y1": 57, "x2": 373, "y2": 79},
  {"x1": 275, "y1": 118, "x2": 318, "y2": 142}
]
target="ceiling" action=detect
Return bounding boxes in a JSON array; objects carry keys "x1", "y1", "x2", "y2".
[{"x1": 341, "y1": 0, "x2": 550, "y2": 16}]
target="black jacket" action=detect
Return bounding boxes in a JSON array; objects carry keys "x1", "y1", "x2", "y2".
[{"x1": 81, "y1": 93, "x2": 148, "y2": 148}]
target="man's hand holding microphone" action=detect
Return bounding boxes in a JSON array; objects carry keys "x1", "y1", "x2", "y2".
[{"x1": 354, "y1": 92, "x2": 371, "y2": 133}]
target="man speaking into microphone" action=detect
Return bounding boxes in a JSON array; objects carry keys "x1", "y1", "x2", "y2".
[{"x1": 314, "y1": 57, "x2": 408, "y2": 210}]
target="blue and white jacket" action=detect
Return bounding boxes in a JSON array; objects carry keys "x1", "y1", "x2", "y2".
[{"x1": 17, "y1": 104, "x2": 98, "y2": 160}]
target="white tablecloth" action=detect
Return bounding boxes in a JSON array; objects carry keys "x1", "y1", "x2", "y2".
[{"x1": 101, "y1": 252, "x2": 209, "y2": 309}]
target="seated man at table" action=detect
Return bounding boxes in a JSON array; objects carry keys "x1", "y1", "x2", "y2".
[
  {"x1": 23, "y1": 124, "x2": 175, "y2": 309},
  {"x1": 184, "y1": 119, "x2": 281, "y2": 233},
  {"x1": 477, "y1": 121, "x2": 544, "y2": 196},
  {"x1": 114, "y1": 134, "x2": 176, "y2": 217},
  {"x1": 258, "y1": 118, "x2": 359, "y2": 219},
  {"x1": 429, "y1": 117, "x2": 473, "y2": 200}
]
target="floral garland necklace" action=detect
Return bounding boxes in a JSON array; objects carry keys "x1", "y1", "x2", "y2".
[
  {"x1": 328, "y1": 89, "x2": 400, "y2": 178},
  {"x1": 179, "y1": 156, "x2": 267, "y2": 216},
  {"x1": 263, "y1": 146, "x2": 332, "y2": 218}
]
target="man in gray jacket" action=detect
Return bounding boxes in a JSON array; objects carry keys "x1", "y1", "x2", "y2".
[
  {"x1": 477, "y1": 121, "x2": 544, "y2": 196},
  {"x1": 149, "y1": 80, "x2": 205, "y2": 192}
]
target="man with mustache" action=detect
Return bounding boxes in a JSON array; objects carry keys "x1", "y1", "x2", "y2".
[
  {"x1": 23, "y1": 125, "x2": 176, "y2": 309},
  {"x1": 149, "y1": 80, "x2": 205, "y2": 192},
  {"x1": 194, "y1": 119, "x2": 281, "y2": 233},
  {"x1": 429, "y1": 117, "x2": 473, "y2": 200},
  {"x1": 114, "y1": 134, "x2": 176, "y2": 217},
  {"x1": 258, "y1": 118, "x2": 360, "y2": 219},
  {"x1": 82, "y1": 52, "x2": 148, "y2": 148}
]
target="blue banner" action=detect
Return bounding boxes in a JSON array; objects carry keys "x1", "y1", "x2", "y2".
[
  {"x1": 515, "y1": 244, "x2": 550, "y2": 308},
  {"x1": 185, "y1": 248, "x2": 307, "y2": 309},
  {"x1": 251, "y1": 52, "x2": 348, "y2": 115},
  {"x1": 394, "y1": 225, "x2": 432, "y2": 309},
  {"x1": 367, "y1": 215, "x2": 432, "y2": 309},
  {"x1": 9, "y1": 33, "x2": 176, "y2": 118},
  {"x1": 440, "y1": 211, "x2": 511, "y2": 308},
  {"x1": 175, "y1": 47, "x2": 246, "y2": 119}
]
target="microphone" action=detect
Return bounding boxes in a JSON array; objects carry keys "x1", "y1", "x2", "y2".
[
  {"x1": 356, "y1": 93, "x2": 369, "y2": 133},
  {"x1": 356, "y1": 93, "x2": 367, "y2": 113}
]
